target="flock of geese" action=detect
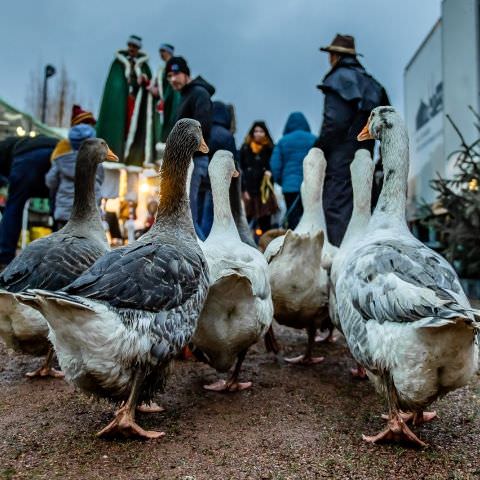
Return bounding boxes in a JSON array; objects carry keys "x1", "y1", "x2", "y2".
[{"x1": 0, "y1": 107, "x2": 478, "y2": 448}]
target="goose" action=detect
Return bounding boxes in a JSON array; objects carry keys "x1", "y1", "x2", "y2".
[
  {"x1": 264, "y1": 148, "x2": 334, "y2": 364},
  {"x1": 0, "y1": 138, "x2": 117, "y2": 377},
  {"x1": 19, "y1": 119, "x2": 210, "y2": 439},
  {"x1": 192, "y1": 150, "x2": 273, "y2": 391},
  {"x1": 328, "y1": 148, "x2": 374, "y2": 378},
  {"x1": 336, "y1": 106, "x2": 479, "y2": 447},
  {"x1": 229, "y1": 166, "x2": 256, "y2": 248}
]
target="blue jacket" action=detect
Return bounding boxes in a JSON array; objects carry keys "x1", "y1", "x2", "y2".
[
  {"x1": 270, "y1": 112, "x2": 316, "y2": 193},
  {"x1": 45, "y1": 151, "x2": 104, "y2": 222},
  {"x1": 209, "y1": 101, "x2": 237, "y2": 161}
]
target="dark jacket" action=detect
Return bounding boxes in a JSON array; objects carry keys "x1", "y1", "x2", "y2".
[
  {"x1": 209, "y1": 101, "x2": 237, "y2": 159},
  {"x1": 315, "y1": 56, "x2": 388, "y2": 175},
  {"x1": 176, "y1": 76, "x2": 215, "y2": 155},
  {"x1": 315, "y1": 55, "x2": 389, "y2": 246},
  {"x1": 270, "y1": 112, "x2": 316, "y2": 193},
  {"x1": 239, "y1": 143, "x2": 273, "y2": 195}
]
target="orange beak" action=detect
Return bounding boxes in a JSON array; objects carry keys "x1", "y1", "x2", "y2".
[
  {"x1": 232, "y1": 169, "x2": 240, "y2": 178},
  {"x1": 198, "y1": 137, "x2": 209, "y2": 154},
  {"x1": 106, "y1": 147, "x2": 119, "y2": 162},
  {"x1": 357, "y1": 121, "x2": 374, "y2": 142}
]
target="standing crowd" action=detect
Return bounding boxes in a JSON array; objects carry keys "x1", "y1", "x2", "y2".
[{"x1": 0, "y1": 32, "x2": 389, "y2": 265}]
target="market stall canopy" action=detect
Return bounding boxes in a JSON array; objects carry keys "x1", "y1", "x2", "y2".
[{"x1": 0, "y1": 97, "x2": 64, "y2": 141}]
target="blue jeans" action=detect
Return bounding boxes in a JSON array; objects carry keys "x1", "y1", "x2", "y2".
[
  {"x1": 189, "y1": 156, "x2": 212, "y2": 240},
  {"x1": 0, "y1": 148, "x2": 52, "y2": 265}
]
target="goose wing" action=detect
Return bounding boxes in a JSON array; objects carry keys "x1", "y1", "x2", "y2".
[
  {"x1": 0, "y1": 233, "x2": 106, "y2": 293},
  {"x1": 343, "y1": 240, "x2": 473, "y2": 327},
  {"x1": 64, "y1": 240, "x2": 208, "y2": 312}
]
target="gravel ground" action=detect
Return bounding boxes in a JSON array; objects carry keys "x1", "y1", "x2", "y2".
[{"x1": 0, "y1": 324, "x2": 479, "y2": 480}]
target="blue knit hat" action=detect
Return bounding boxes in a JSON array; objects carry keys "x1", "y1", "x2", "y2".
[
  {"x1": 159, "y1": 43, "x2": 174, "y2": 55},
  {"x1": 68, "y1": 124, "x2": 96, "y2": 150}
]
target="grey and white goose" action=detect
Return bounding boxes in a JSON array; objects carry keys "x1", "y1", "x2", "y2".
[
  {"x1": 0, "y1": 138, "x2": 117, "y2": 377},
  {"x1": 20, "y1": 119, "x2": 210, "y2": 440},
  {"x1": 336, "y1": 106, "x2": 479, "y2": 447}
]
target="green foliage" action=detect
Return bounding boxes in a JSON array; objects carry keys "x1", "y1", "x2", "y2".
[{"x1": 427, "y1": 107, "x2": 480, "y2": 278}]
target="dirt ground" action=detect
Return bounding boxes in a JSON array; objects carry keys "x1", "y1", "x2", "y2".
[{"x1": 0, "y1": 324, "x2": 479, "y2": 480}]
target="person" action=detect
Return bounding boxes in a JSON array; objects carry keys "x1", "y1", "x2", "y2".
[
  {"x1": 45, "y1": 124, "x2": 104, "y2": 230},
  {"x1": 270, "y1": 112, "x2": 316, "y2": 229},
  {"x1": 239, "y1": 121, "x2": 276, "y2": 234},
  {"x1": 96, "y1": 35, "x2": 156, "y2": 166},
  {"x1": 315, "y1": 34, "x2": 389, "y2": 246},
  {"x1": 166, "y1": 56, "x2": 215, "y2": 239},
  {"x1": 0, "y1": 135, "x2": 58, "y2": 267},
  {"x1": 50, "y1": 104, "x2": 97, "y2": 161},
  {"x1": 150, "y1": 43, "x2": 182, "y2": 142}
]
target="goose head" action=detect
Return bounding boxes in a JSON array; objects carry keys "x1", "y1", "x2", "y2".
[
  {"x1": 165, "y1": 118, "x2": 209, "y2": 162},
  {"x1": 77, "y1": 138, "x2": 118, "y2": 165},
  {"x1": 357, "y1": 106, "x2": 404, "y2": 142},
  {"x1": 301, "y1": 147, "x2": 326, "y2": 206},
  {"x1": 208, "y1": 150, "x2": 239, "y2": 184}
]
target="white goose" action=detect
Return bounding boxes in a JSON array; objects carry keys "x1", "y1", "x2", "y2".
[
  {"x1": 193, "y1": 150, "x2": 273, "y2": 391},
  {"x1": 19, "y1": 119, "x2": 210, "y2": 439},
  {"x1": 336, "y1": 106, "x2": 479, "y2": 447},
  {"x1": 264, "y1": 148, "x2": 334, "y2": 363},
  {"x1": 328, "y1": 148, "x2": 374, "y2": 377}
]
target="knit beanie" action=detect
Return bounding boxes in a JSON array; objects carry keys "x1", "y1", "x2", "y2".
[
  {"x1": 128, "y1": 35, "x2": 142, "y2": 48},
  {"x1": 165, "y1": 56, "x2": 190, "y2": 76},
  {"x1": 68, "y1": 124, "x2": 96, "y2": 150},
  {"x1": 71, "y1": 104, "x2": 96, "y2": 126},
  {"x1": 159, "y1": 43, "x2": 174, "y2": 56}
]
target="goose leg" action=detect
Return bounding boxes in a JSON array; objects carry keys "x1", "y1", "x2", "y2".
[
  {"x1": 264, "y1": 324, "x2": 281, "y2": 354},
  {"x1": 363, "y1": 378, "x2": 427, "y2": 447},
  {"x1": 25, "y1": 347, "x2": 64, "y2": 379},
  {"x1": 285, "y1": 324, "x2": 325, "y2": 365},
  {"x1": 97, "y1": 370, "x2": 165, "y2": 440},
  {"x1": 203, "y1": 349, "x2": 252, "y2": 392},
  {"x1": 380, "y1": 410, "x2": 437, "y2": 424}
]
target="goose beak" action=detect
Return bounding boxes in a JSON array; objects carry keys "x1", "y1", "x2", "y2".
[
  {"x1": 106, "y1": 147, "x2": 119, "y2": 162},
  {"x1": 357, "y1": 122, "x2": 374, "y2": 141},
  {"x1": 198, "y1": 137, "x2": 209, "y2": 154},
  {"x1": 232, "y1": 169, "x2": 240, "y2": 178}
]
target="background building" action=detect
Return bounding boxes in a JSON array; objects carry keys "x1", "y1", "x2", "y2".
[{"x1": 404, "y1": 0, "x2": 480, "y2": 216}]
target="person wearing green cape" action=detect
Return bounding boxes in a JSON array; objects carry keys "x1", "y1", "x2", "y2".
[
  {"x1": 150, "y1": 43, "x2": 182, "y2": 143},
  {"x1": 96, "y1": 35, "x2": 156, "y2": 167}
]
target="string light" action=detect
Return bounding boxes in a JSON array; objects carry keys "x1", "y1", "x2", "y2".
[{"x1": 468, "y1": 178, "x2": 478, "y2": 191}]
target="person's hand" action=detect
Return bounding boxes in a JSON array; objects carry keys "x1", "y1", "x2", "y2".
[
  {"x1": 264, "y1": 170, "x2": 272, "y2": 178},
  {"x1": 242, "y1": 191, "x2": 251, "y2": 202}
]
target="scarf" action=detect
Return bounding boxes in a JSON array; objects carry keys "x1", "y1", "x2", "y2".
[{"x1": 250, "y1": 136, "x2": 270, "y2": 154}]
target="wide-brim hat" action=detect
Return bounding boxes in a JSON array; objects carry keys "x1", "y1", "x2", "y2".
[{"x1": 320, "y1": 34, "x2": 362, "y2": 56}]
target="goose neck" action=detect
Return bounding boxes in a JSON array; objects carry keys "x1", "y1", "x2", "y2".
[
  {"x1": 209, "y1": 171, "x2": 239, "y2": 239},
  {"x1": 372, "y1": 126, "x2": 409, "y2": 223},
  {"x1": 70, "y1": 158, "x2": 101, "y2": 222}
]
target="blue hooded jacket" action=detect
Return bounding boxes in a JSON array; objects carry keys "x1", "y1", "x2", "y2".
[{"x1": 270, "y1": 112, "x2": 316, "y2": 193}]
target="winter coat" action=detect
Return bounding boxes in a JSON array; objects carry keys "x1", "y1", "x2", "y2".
[
  {"x1": 314, "y1": 56, "x2": 388, "y2": 175},
  {"x1": 314, "y1": 55, "x2": 389, "y2": 246},
  {"x1": 270, "y1": 112, "x2": 316, "y2": 193},
  {"x1": 45, "y1": 151, "x2": 104, "y2": 222},
  {"x1": 208, "y1": 101, "x2": 237, "y2": 160},
  {"x1": 176, "y1": 76, "x2": 215, "y2": 156},
  {"x1": 239, "y1": 143, "x2": 273, "y2": 195}
]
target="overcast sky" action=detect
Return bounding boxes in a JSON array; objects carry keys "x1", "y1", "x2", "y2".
[{"x1": 0, "y1": 0, "x2": 441, "y2": 141}]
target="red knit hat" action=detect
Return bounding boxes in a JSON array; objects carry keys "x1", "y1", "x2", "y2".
[{"x1": 71, "y1": 104, "x2": 96, "y2": 126}]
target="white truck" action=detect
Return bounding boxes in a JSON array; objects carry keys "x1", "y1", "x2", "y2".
[{"x1": 404, "y1": 0, "x2": 480, "y2": 217}]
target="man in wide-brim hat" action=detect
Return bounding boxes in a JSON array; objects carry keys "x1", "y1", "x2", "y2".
[{"x1": 314, "y1": 34, "x2": 389, "y2": 246}]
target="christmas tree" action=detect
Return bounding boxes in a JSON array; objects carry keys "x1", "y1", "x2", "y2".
[{"x1": 427, "y1": 107, "x2": 480, "y2": 278}]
